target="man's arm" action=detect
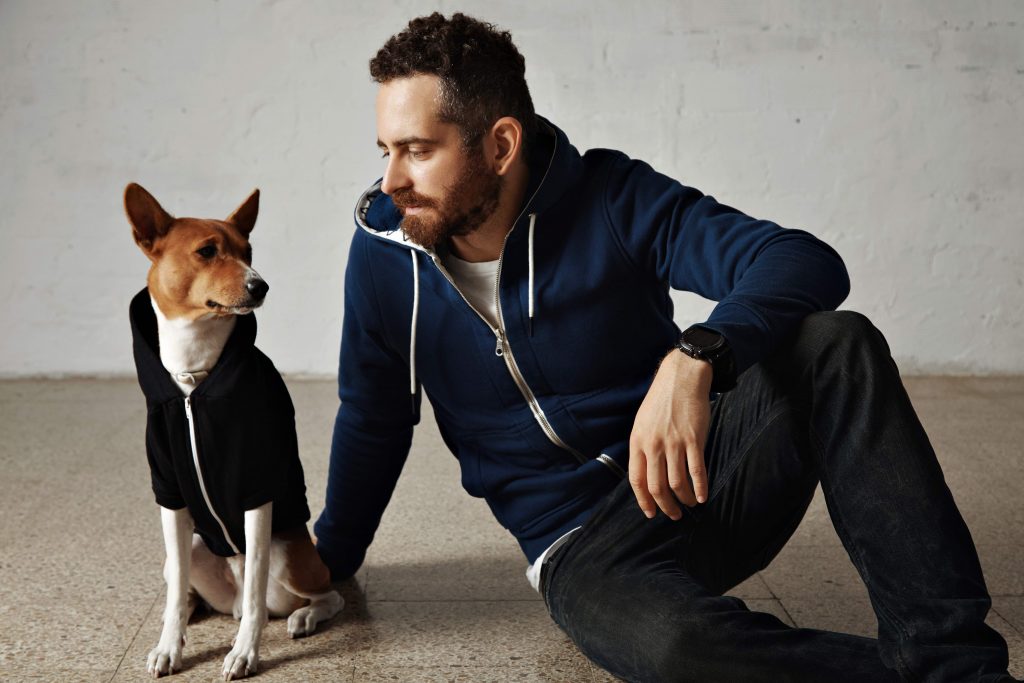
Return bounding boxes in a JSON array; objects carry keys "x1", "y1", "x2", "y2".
[
  {"x1": 602, "y1": 153, "x2": 850, "y2": 518},
  {"x1": 314, "y1": 228, "x2": 420, "y2": 580},
  {"x1": 602, "y1": 153, "x2": 850, "y2": 374}
]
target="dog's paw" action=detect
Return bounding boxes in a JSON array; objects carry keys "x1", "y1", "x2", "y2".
[
  {"x1": 146, "y1": 635, "x2": 184, "y2": 678},
  {"x1": 286, "y1": 591, "x2": 344, "y2": 638},
  {"x1": 222, "y1": 640, "x2": 259, "y2": 680}
]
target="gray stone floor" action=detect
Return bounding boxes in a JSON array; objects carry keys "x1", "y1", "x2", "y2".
[{"x1": 0, "y1": 377, "x2": 1021, "y2": 682}]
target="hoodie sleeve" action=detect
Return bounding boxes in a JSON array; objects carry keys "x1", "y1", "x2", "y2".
[
  {"x1": 313, "y1": 227, "x2": 420, "y2": 581},
  {"x1": 602, "y1": 152, "x2": 850, "y2": 375}
]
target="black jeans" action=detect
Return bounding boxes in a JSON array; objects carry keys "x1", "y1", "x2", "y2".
[{"x1": 541, "y1": 311, "x2": 1011, "y2": 682}]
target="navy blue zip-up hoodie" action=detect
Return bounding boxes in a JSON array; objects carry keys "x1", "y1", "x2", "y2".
[{"x1": 314, "y1": 118, "x2": 849, "y2": 579}]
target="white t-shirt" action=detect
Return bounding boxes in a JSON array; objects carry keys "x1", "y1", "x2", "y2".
[
  {"x1": 440, "y1": 249, "x2": 579, "y2": 592},
  {"x1": 440, "y1": 249, "x2": 500, "y2": 329}
]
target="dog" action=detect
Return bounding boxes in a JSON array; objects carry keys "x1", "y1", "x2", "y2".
[{"x1": 124, "y1": 183, "x2": 343, "y2": 679}]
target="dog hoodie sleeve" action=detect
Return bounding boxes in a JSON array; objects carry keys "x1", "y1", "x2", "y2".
[{"x1": 145, "y1": 409, "x2": 187, "y2": 510}]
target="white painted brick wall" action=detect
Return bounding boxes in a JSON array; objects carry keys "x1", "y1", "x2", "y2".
[{"x1": 1, "y1": 1, "x2": 1022, "y2": 376}]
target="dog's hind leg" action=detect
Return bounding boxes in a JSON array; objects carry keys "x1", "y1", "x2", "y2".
[
  {"x1": 270, "y1": 526, "x2": 344, "y2": 638},
  {"x1": 188, "y1": 533, "x2": 237, "y2": 616}
]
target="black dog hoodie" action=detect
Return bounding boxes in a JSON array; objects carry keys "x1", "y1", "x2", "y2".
[{"x1": 130, "y1": 288, "x2": 310, "y2": 557}]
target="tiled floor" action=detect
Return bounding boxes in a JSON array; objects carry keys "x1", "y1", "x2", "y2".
[{"x1": 0, "y1": 377, "x2": 1021, "y2": 681}]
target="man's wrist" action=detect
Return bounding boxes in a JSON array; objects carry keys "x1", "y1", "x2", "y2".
[{"x1": 675, "y1": 325, "x2": 737, "y2": 392}]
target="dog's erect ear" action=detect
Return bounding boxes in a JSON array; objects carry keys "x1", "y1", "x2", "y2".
[
  {"x1": 227, "y1": 189, "x2": 260, "y2": 236},
  {"x1": 125, "y1": 183, "x2": 174, "y2": 253}
]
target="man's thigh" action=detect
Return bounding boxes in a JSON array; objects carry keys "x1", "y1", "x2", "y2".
[{"x1": 680, "y1": 359, "x2": 821, "y2": 595}]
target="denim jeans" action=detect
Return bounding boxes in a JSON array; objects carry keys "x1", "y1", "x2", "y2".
[{"x1": 541, "y1": 311, "x2": 1012, "y2": 682}]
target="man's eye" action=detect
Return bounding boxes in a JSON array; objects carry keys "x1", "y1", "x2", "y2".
[
  {"x1": 410, "y1": 150, "x2": 429, "y2": 160},
  {"x1": 380, "y1": 151, "x2": 390, "y2": 159},
  {"x1": 197, "y1": 245, "x2": 217, "y2": 259}
]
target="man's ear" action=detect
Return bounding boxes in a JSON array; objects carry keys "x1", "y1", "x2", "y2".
[
  {"x1": 125, "y1": 183, "x2": 174, "y2": 254},
  {"x1": 227, "y1": 189, "x2": 260, "y2": 236},
  {"x1": 487, "y1": 117, "x2": 524, "y2": 176}
]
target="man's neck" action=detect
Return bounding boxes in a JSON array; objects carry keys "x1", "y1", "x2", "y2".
[{"x1": 448, "y1": 158, "x2": 529, "y2": 263}]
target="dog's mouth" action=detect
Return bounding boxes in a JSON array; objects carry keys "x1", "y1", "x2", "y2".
[{"x1": 206, "y1": 299, "x2": 263, "y2": 315}]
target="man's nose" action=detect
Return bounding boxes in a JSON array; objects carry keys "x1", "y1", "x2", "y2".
[{"x1": 380, "y1": 158, "x2": 409, "y2": 196}]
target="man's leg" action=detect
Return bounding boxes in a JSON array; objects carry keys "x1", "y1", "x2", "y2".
[
  {"x1": 730, "y1": 310, "x2": 1007, "y2": 680},
  {"x1": 543, "y1": 311, "x2": 1010, "y2": 682},
  {"x1": 543, "y1": 480, "x2": 898, "y2": 682}
]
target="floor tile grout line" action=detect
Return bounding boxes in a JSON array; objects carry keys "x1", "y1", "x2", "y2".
[
  {"x1": 108, "y1": 591, "x2": 161, "y2": 682},
  {"x1": 757, "y1": 571, "x2": 781, "y2": 600},
  {"x1": 774, "y1": 597, "x2": 799, "y2": 629},
  {"x1": 991, "y1": 607, "x2": 1024, "y2": 638}
]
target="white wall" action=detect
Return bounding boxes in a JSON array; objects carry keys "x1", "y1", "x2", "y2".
[{"x1": 1, "y1": 0, "x2": 1022, "y2": 376}]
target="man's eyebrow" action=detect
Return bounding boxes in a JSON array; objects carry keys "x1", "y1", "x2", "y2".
[{"x1": 377, "y1": 136, "x2": 439, "y2": 149}]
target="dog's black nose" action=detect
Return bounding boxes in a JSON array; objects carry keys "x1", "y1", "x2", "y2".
[{"x1": 247, "y1": 278, "x2": 269, "y2": 301}]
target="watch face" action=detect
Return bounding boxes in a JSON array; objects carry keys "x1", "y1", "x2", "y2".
[{"x1": 684, "y1": 327, "x2": 722, "y2": 350}]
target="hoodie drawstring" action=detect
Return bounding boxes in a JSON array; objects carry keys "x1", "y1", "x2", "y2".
[
  {"x1": 409, "y1": 250, "x2": 420, "y2": 415},
  {"x1": 528, "y1": 213, "x2": 536, "y2": 336},
  {"x1": 408, "y1": 213, "x2": 536, "y2": 406}
]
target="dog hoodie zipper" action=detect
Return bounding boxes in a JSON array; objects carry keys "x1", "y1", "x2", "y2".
[{"x1": 183, "y1": 396, "x2": 241, "y2": 554}]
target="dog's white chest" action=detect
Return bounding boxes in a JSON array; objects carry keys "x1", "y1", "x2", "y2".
[{"x1": 151, "y1": 298, "x2": 236, "y2": 395}]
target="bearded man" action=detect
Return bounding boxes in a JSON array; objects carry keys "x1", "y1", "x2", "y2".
[{"x1": 313, "y1": 12, "x2": 1015, "y2": 683}]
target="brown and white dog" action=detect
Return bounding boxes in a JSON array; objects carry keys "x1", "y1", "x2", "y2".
[{"x1": 125, "y1": 183, "x2": 342, "y2": 679}]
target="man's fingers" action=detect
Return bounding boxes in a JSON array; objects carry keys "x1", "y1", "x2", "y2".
[
  {"x1": 628, "y1": 442, "x2": 656, "y2": 519},
  {"x1": 667, "y1": 446, "x2": 697, "y2": 509},
  {"x1": 687, "y1": 444, "x2": 709, "y2": 505},
  {"x1": 647, "y1": 450, "x2": 682, "y2": 521}
]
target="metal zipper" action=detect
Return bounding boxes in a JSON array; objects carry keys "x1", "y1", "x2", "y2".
[
  {"x1": 429, "y1": 255, "x2": 586, "y2": 465},
  {"x1": 183, "y1": 396, "x2": 241, "y2": 554},
  {"x1": 422, "y1": 131, "x2": 624, "y2": 478}
]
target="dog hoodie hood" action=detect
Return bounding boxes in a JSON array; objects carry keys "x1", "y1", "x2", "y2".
[{"x1": 129, "y1": 287, "x2": 310, "y2": 557}]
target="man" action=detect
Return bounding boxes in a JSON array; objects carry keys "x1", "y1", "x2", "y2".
[{"x1": 314, "y1": 12, "x2": 1015, "y2": 682}]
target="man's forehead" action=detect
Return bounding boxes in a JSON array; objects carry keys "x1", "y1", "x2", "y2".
[{"x1": 375, "y1": 74, "x2": 452, "y2": 145}]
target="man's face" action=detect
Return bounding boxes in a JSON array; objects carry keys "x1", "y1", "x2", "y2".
[{"x1": 376, "y1": 74, "x2": 501, "y2": 251}]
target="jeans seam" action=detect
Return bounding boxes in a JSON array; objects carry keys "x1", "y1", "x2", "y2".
[{"x1": 704, "y1": 402, "x2": 792, "y2": 508}]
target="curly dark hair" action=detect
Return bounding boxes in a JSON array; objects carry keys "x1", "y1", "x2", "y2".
[{"x1": 370, "y1": 12, "x2": 537, "y2": 149}]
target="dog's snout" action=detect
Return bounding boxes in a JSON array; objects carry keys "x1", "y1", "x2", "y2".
[{"x1": 247, "y1": 278, "x2": 269, "y2": 301}]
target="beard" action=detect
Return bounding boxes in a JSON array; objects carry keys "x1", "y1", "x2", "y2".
[{"x1": 391, "y1": 149, "x2": 502, "y2": 251}]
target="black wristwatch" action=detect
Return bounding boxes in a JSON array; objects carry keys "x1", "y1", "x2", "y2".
[{"x1": 675, "y1": 325, "x2": 737, "y2": 393}]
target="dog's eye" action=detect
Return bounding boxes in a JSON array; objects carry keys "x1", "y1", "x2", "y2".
[
  {"x1": 197, "y1": 245, "x2": 217, "y2": 259},
  {"x1": 244, "y1": 245, "x2": 252, "y2": 263}
]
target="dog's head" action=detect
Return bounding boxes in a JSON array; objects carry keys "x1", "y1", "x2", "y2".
[{"x1": 125, "y1": 183, "x2": 268, "y2": 320}]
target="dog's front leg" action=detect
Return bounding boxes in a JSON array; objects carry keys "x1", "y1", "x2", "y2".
[
  {"x1": 147, "y1": 506, "x2": 193, "y2": 677},
  {"x1": 222, "y1": 501, "x2": 271, "y2": 680}
]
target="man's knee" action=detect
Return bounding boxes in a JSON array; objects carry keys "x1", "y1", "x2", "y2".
[
  {"x1": 643, "y1": 596, "x2": 753, "y2": 682},
  {"x1": 794, "y1": 310, "x2": 891, "y2": 365},
  {"x1": 585, "y1": 593, "x2": 747, "y2": 682}
]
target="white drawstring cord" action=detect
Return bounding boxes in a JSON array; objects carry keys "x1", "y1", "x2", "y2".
[
  {"x1": 409, "y1": 250, "x2": 419, "y2": 402},
  {"x1": 528, "y1": 213, "x2": 536, "y2": 336}
]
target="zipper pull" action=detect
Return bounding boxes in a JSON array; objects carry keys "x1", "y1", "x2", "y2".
[{"x1": 495, "y1": 329, "x2": 504, "y2": 357}]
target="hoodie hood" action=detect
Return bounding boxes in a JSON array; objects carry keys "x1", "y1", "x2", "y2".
[
  {"x1": 353, "y1": 116, "x2": 583, "y2": 246},
  {"x1": 350, "y1": 117, "x2": 584, "y2": 407},
  {"x1": 129, "y1": 287, "x2": 258, "y2": 404}
]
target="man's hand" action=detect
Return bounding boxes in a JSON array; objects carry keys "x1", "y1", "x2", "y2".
[{"x1": 629, "y1": 350, "x2": 713, "y2": 520}]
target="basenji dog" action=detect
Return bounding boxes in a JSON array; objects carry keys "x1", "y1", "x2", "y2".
[{"x1": 124, "y1": 183, "x2": 342, "y2": 679}]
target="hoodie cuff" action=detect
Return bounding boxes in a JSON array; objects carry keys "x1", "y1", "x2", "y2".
[{"x1": 314, "y1": 532, "x2": 367, "y2": 583}]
